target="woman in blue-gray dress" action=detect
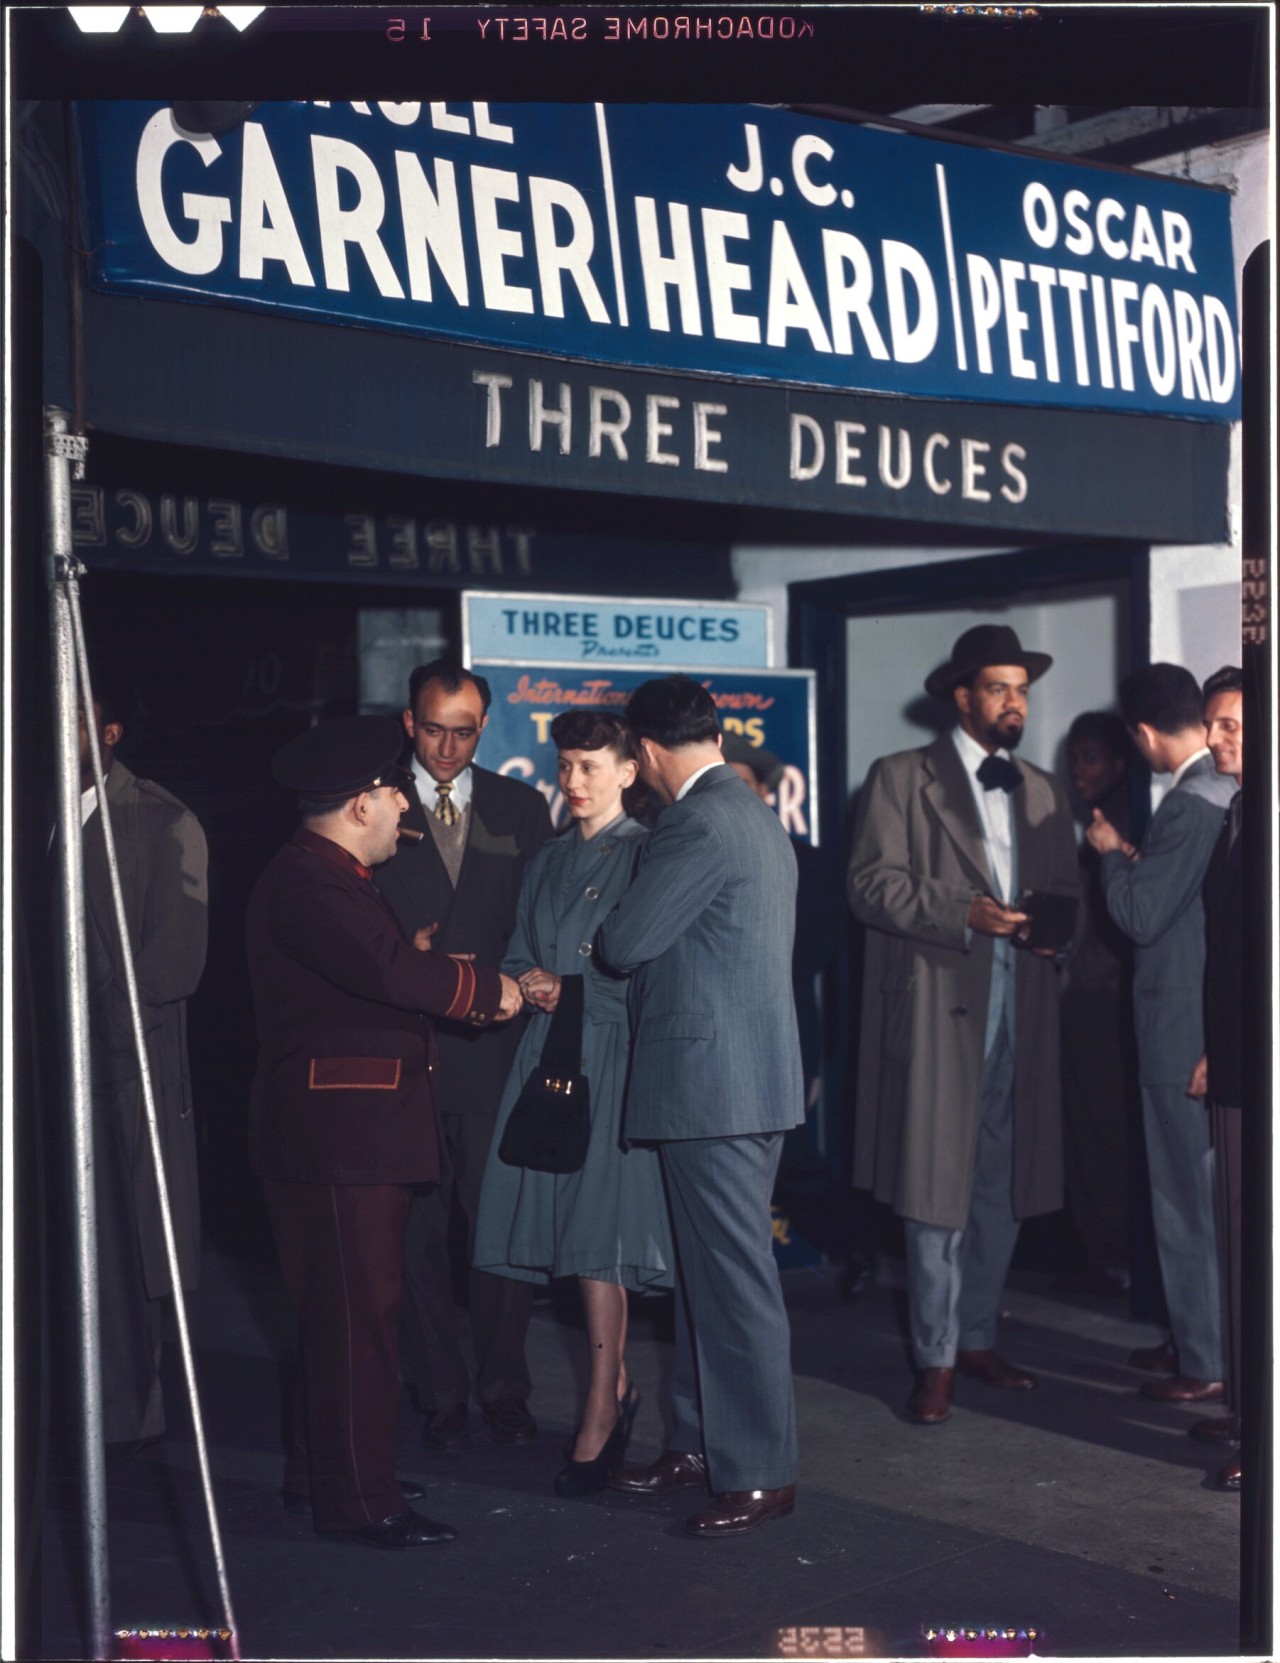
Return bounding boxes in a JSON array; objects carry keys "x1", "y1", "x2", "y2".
[{"x1": 474, "y1": 710, "x2": 673, "y2": 1496}]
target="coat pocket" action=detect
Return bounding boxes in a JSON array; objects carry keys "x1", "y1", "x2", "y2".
[{"x1": 308, "y1": 1056, "x2": 403, "y2": 1091}]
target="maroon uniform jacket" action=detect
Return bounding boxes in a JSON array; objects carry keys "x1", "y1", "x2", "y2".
[{"x1": 246, "y1": 828, "x2": 503, "y2": 1185}]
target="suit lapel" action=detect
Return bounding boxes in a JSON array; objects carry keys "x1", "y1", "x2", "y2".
[
  {"x1": 452, "y1": 765, "x2": 491, "y2": 899},
  {"x1": 389, "y1": 780, "x2": 453, "y2": 920},
  {"x1": 921, "y1": 737, "x2": 993, "y2": 891},
  {"x1": 404, "y1": 782, "x2": 433, "y2": 840}
]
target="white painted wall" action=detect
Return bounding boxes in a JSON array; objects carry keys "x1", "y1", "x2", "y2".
[
  {"x1": 844, "y1": 581, "x2": 1127, "y2": 794},
  {"x1": 734, "y1": 542, "x2": 1019, "y2": 648}
]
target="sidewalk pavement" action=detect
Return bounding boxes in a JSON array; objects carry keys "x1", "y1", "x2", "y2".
[{"x1": 40, "y1": 1249, "x2": 1247, "y2": 1661}]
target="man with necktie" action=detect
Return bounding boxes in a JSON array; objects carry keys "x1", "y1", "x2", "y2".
[
  {"x1": 847, "y1": 625, "x2": 1078, "y2": 1425},
  {"x1": 375, "y1": 661, "x2": 553, "y2": 1452}
]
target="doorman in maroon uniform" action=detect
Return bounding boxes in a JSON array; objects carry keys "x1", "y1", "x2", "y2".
[{"x1": 246, "y1": 717, "x2": 521, "y2": 1549}]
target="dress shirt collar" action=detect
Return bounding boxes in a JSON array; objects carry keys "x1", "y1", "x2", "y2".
[
  {"x1": 951, "y1": 722, "x2": 1015, "y2": 779},
  {"x1": 1171, "y1": 746, "x2": 1210, "y2": 789},
  {"x1": 412, "y1": 755, "x2": 473, "y2": 814},
  {"x1": 676, "y1": 760, "x2": 722, "y2": 801}
]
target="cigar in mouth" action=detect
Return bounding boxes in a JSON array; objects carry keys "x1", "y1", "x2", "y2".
[{"x1": 397, "y1": 825, "x2": 425, "y2": 843}]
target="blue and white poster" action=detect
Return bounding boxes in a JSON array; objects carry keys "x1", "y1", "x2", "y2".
[
  {"x1": 475, "y1": 660, "x2": 818, "y2": 843},
  {"x1": 464, "y1": 591, "x2": 772, "y2": 667}
]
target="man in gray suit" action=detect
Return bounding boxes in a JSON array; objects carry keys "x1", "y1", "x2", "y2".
[
  {"x1": 848, "y1": 625, "x2": 1078, "y2": 1425},
  {"x1": 600, "y1": 676, "x2": 804, "y2": 1538},
  {"x1": 1086, "y1": 662, "x2": 1234, "y2": 1405}
]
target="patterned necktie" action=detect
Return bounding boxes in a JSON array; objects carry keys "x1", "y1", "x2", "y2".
[
  {"x1": 434, "y1": 781, "x2": 459, "y2": 827},
  {"x1": 977, "y1": 754, "x2": 1022, "y2": 792}
]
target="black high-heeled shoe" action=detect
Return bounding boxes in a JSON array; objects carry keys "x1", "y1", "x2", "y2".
[
  {"x1": 554, "y1": 1385, "x2": 641, "y2": 1498},
  {"x1": 562, "y1": 1381, "x2": 641, "y2": 1458}
]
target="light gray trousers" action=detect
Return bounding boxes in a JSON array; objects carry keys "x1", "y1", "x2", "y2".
[
  {"x1": 1141, "y1": 1081, "x2": 1223, "y2": 1381},
  {"x1": 904, "y1": 1018, "x2": 1021, "y2": 1368}
]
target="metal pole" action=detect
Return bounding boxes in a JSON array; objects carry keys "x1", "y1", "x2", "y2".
[
  {"x1": 44, "y1": 406, "x2": 111, "y2": 1662},
  {"x1": 66, "y1": 583, "x2": 241, "y2": 1661}
]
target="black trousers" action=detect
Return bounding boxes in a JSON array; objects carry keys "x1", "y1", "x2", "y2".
[
  {"x1": 399, "y1": 1104, "x2": 534, "y2": 1412},
  {"x1": 1060, "y1": 986, "x2": 1132, "y2": 1271},
  {"x1": 1210, "y1": 1101, "x2": 1242, "y2": 1415}
]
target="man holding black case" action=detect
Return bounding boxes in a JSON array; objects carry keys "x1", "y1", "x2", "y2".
[{"x1": 847, "y1": 625, "x2": 1078, "y2": 1426}]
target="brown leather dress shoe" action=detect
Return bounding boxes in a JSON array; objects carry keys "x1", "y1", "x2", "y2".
[
  {"x1": 684, "y1": 1485, "x2": 796, "y2": 1538},
  {"x1": 1188, "y1": 1414, "x2": 1241, "y2": 1446},
  {"x1": 1128, "y1": 1338, "x2": 1178, "y2": 1374},
  {"x1": 956, "y1": 1349, "x2": 1036, "y2": 1391},
  {"x1": 1139, "y1": 1374, "x2": 1226, "y2": 1404},
  {"x1": 906, "y1": 1367, "x2": 953, "y2": 1424},
  {"x1": 608, "y1": 1449, "x2": 708, "y2": 1495},
  {"x1": 1216, "y1": 1456, "x2": 1242, "y2": 1491}
]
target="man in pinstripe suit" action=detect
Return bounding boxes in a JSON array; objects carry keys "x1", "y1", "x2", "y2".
[{"x1": 599, "y1": 677, "x2": 805, "y2": 1538}]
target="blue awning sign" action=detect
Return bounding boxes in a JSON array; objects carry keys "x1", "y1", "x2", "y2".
[{"x1": 75, "y1": 100, "x2": 1241, "y2": 420}]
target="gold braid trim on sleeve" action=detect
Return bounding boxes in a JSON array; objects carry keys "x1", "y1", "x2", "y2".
[{"x1": 445, "y1": 955, "x2": 478, "y2": 1021}]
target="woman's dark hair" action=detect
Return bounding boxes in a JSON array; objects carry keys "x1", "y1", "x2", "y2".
[
  {"x1": 550, "y1": 708, "x2": 637, "y2": 761},
  {"x1": 551, "y1": 709, "x2": 647, "y2": 818}
]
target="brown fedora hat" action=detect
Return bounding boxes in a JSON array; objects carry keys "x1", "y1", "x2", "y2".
[{"x1": 924, "y1": 624, "x2": 1053, "y2": 699}]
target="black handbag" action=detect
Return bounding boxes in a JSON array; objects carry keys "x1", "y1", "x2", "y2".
[{"x1": 497, "y1": 975, "x2": 591, "y2": 1174}]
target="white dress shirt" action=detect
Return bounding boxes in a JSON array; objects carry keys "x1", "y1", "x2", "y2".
[
  {"x1": 1170, "y1": 747, "x2": 1211, "y2": 789},
  {"x1": 952, "y1": 725, "x2": 1015, "y2": 902},
  {"x1": 676, "y1": 760, "x2": 723, "y2": 802}
]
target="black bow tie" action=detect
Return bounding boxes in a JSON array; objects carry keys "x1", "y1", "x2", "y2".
[{"x1": 977, "y1": 755, "x2": 1022, "y2": 793}]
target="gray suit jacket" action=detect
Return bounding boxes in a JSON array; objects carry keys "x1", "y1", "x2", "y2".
[
  {"x1": 1101, "y1": 751, "x2": 1234, "y2": 1085},
  {"x1": 597, "y1": 764, "x2": 804, "y2": 1142}
]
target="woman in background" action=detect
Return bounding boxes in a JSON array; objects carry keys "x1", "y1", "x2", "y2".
[{"x1": 474, "y1": 710, "x2": 673, "y2": 1496}]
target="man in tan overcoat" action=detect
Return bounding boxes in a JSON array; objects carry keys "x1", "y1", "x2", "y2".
[{"x1": 847, "y1": 625, "x2": 1078, "y2": 1425}]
